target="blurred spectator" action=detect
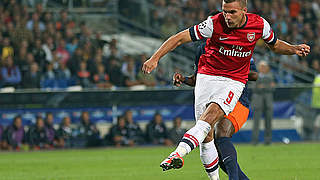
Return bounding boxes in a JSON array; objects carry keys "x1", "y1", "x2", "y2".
[
  {"x1": 26, "y1": 52, "x2": 36, "y2": 65},
  {"x1": 81, "y1": 41, "x2": 93, "y2": 62},
  {"x1": 91, "y1": 31, "x2": 108, "y2": 49},
  {"x1": 312, "y1": 59, "x2": 320, "y2": 73},
  {"x1": 89, "y1": 48, "x2": 106, "y2": 74},
  {"x1": 107, "y1": 116, "x2": 132, "y2": 147},
  {"x1": 41, "y1": 62, "x2": 56, "y2": 88},
  {"x1": 107, "y1": 57, "x2": 125, "y2": 87},
  {"x1": 124, "y1": 110, "x2": 144, "y2": 145},
  {"x1": 27, "y1": 116, "x2": 50, "y2": 150},
  {"x1": 64, "y1": 27, "x2": 75, "y2": 43},
  {"x1": 57, "y1": 61, "x2": 72, "y2": 80},
  {"x1": 15, "y1": 47, "x2": 29, "y2": 76},
  {"x1": 77, "y1": 111, "x2": 100, "y2": 147},
  {"x1": 35, "y1": 3, "x2": 45, "y2": 18},
  {"x1": 1, "y1": 56, "x2": 21, "y2": 88},
  {"x1": 122, "y1": 56, "x2": 141, "y2": 87},
  {"x1": 2, "y1": 116, "x2": 26, "y2": 150},
  {"x1": 44, "y1": 22, "x2": 56, "y2": 39},
  {"x1": 105, "y1": 38, "x2": 122, "y2": 60},
  {"x1": 56, "y1": 30, "x2": 65, "y2": 45},
  {"x1": 56, "y1": 61, "x2": 72, "y2": 88},
  {"x1": 22, "y1": 62, "x2": 41, "y2": 89},
  {"x1": 1, "y1": 36, "x2": 14, "y2": 60},
  {"x1": 66, "y1": 37, "x2": 78, "y2": 55},
  {"x1": 55, "y1": 39, "x2": 70, "y2": 65},
  {"x1": 42, "y1": 36, "x2": 55, "y2": 63},
  {"x1": 252, "y1": 61, "x2": 275, "y2": 145},
  {"x1": 43, "y1": 11, "x2": 53, "y2": 24},
  {"x1": 56, "y1": 116, "x2": 74, "y2": 148},
  {"x1": 27, "y1": 12, "x2": 45, "y2": 32},
  {"x1": 146, "y1": 113, "x2": 173, "y2": 146},
  {"x1": 77, "y1": 61, "x2": 92, "y2": 88},
  {"x1": 31, "y1": 38, "x2": 46, "y2": 72},
  {"x1": 168, "y1": 117, "x2": 186, "y2": 145},
  {"x1": 93, "y1": 64, "x2": 113, "y2": 89},
  {"x1": 45, "y1": 112, "x2": 57, "y2": 146},
  {"x1": 55, "y1": 9, "x2": 75, "y2": 32},
  {"x1": 67, "y1": 47, "x2": 83, "y2": 75}
]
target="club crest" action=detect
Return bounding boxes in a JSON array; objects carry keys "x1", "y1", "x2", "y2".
[{"x1": 247, "y1": 32, "x2": 255, "y2": 42}]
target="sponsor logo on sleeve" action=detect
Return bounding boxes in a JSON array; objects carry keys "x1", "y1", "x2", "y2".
[{"x1": 198, "y1": 21, "x2": 207, "y2": 30}]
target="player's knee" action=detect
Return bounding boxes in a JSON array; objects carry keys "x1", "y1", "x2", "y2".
[
  {"x1": 200, "y1": 103, "x2": 225, "y2": 125},
  {"x1": 215, "y1": 119, "x2": 235, "y2": 138}
]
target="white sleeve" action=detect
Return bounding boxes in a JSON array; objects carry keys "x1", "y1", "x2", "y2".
[
  {"x1": 189, "y1": 16, "x2": 214, "y2": 41},
  {"x1": 262, "y1": 18, "x2": 277, "y2": 44}
]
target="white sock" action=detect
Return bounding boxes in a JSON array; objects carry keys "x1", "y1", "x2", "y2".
[
  {"x1": 200, "y1": 140, "x2": 220, "y2": 180},
  {"x1": 173, "y1": 120, "x2": 211, "y2": 157}
]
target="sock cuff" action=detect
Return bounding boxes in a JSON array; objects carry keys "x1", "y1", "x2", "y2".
[{"x1": 196, "y1": 120, "x2": 212, "y2": 134}]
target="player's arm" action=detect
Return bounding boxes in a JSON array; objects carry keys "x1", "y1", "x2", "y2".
[
  {"x1": 261, "y1": 18, "x2": 310, "y2": 57},
  {"x1": 173, "y1": 72, "x2": 196, "y2": 87},
  {"x1": 142, "y1": 30, "x2": 192, "y2": 74},
  {"x1": 143, "y1": 17, "x2": 214, "y2": 74},
  {"x1": 267, "y1": 39, "x2": 310, "y2": 57}
]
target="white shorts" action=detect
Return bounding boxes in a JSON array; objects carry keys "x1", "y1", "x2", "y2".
[{"x1": 194, "y1": 74, "x2": 245, "y2": 121}]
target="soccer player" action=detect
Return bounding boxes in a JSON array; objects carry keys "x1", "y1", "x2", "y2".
[
  {"x1": 142, "y1": 0, "x2": 310, "y2": 179},
  {"x1": 173, "y1": 41, "x2": 257, "y2": 180}
]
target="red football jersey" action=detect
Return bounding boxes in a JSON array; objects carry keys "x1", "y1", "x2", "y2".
[{"x1": 189, "y1": 13, "x2": 277, "y2": 83}]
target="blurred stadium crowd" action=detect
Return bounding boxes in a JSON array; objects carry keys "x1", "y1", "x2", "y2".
[
  {"x1": 149, "y1": 0, "x2": 320, "y2": 83},
  {"x1": 0, "y1": 111, "x2": 186, "y2": 150},
  {"x1": 0, "y1": 0, "x2": 318, "y2": 90},
  {"x1": 127, "y1": 0, "x2": 320, "y2": 83},
  {"x1": 0, "y1": 0, "x2": 168, "y2": 90}
]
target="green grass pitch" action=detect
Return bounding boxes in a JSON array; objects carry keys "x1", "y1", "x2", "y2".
[{"x1": 0, "y1": 143, "x2": 319, "y2": 180}]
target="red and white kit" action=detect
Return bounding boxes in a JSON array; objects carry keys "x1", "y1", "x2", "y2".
[{"x1": 189, "y1": 12, "x2": 277, "y2": 117}]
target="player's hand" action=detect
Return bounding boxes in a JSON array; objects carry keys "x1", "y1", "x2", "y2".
[
  {"x1": 295, "y1": 44, "x2": 310, "y2": 57},
  {"x1": 142, "y1": 58, "x2": 158, "y2": 74},
  {"x1": 173, "y1": 72, "x2": 185, "y2": 87}
]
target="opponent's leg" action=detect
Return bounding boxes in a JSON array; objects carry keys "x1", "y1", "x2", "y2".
[
  {"x1": 160, "y1": 103, "x2": 224, "y2": 171},
  {"x1": 200, "y1": 128, "x2": 220, "y2": 180},
  {"x1": 215, "y1": 118, "x2": 249, "y2": 180}
]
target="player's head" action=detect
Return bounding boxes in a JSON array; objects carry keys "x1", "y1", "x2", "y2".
[{"x1": 222, "y1": 0, "x2": 247, "y2": 28}]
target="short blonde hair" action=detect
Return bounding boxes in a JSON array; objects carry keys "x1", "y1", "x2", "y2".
[{"x1": 223, "y1": 0, "x2": 247, "y2": 8}]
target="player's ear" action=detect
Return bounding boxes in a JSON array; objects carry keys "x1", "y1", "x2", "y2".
[{"x1": 243, "y1": 7, "x2": 247, "y2": 13}]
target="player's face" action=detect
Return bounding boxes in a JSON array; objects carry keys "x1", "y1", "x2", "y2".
[{"x1": 222, "y1": 1, "x2": 247, "y2": 28}]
